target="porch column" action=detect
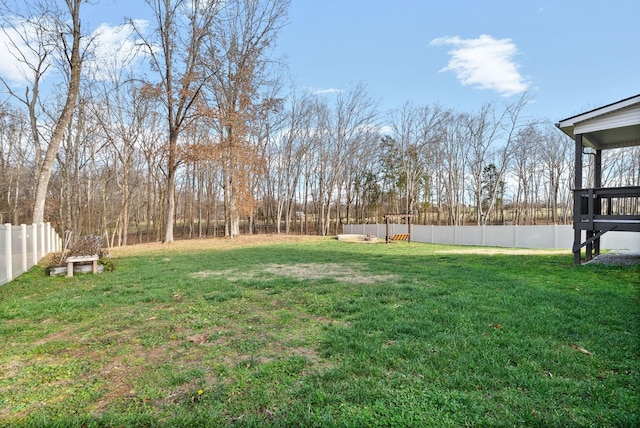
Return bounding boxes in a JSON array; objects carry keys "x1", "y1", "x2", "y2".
[
  {"x1": 593, "y1": 149, "x2": 602, "y2": 256},
  {"x1": 573, "y1": 134, "x2": 583, "y2": 265}
]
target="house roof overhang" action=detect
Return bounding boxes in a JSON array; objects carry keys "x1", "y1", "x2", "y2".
[{"x1": 556, "y1": 94, "x2": 640, "y2": 150}]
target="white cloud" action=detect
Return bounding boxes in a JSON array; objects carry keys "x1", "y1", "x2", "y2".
[
  {"x1": 378, "y1": 124, "x2": 393, "y2": 136},
  {"x1": 0, "y1": 17, "x2": 49, "y2": 85},
  {"x1": 312, "y1": 87, "x2": 343, "y2": 95},
  {"x1": 87, "y1": 20, "x2": 149, "y2": 80},
  {"x1": 431, "y1": 34, "x2": 529, "y2": 97},
  {"x1": 0, "y1": 17, "x2": 150, "y2": 86}
]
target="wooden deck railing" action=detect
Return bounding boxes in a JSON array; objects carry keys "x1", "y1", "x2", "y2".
[{"x1": 575, "y1": 186, "x2": 640, "y2": 232}]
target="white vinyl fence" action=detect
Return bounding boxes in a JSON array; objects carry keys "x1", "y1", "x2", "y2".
[
  {"x1": 0, "y1": 222, "x2": 62, "y2": 286},
  {"x1": 343, "y1": 224, "x2": 640, "y2": 252}
]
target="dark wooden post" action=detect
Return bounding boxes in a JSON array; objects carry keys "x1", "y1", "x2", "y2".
[
  {"x1": 385, "y1": 215, "x2": 390, "y2": 244},
  {"x1": 593, "y1": 149, "x2": 602, "y2": 257},
  {"x1": 593, "y1": 150, "x2": 602, "y2": 256},
  {"x1": 594, "y1": 149, "x2": 602, "y2": 188},
  {"x1": 573, "y1": 134, "x2": 583, "y2": 265},
  {"x1": 586, "y1": 187, "x2": 594, "y2": 261}
]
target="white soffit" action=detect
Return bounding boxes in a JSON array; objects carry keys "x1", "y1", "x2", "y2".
[
  {"x1": 574, "y1": 104, "x2": 640, "y2": 135},
  {"x1": 556, "y1": 94, "x2": 640, "y2": 149}
]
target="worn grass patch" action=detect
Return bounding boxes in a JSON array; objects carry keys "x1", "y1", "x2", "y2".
[
  {"x1": 0, "y1": 236, "x2": 638, "y2": 426},
  {"x1": 192, "y1": 262, "x2": 398, "y2": 284}
]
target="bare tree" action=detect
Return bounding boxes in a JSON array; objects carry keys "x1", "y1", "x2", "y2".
[
  {"x1": 0, "y1": 106, "x2": 32, "y2": 223},
  {"x1": 464, "y1": 95, "x2": 531, "y2": 225},
  {"x1": 438, "y1": 111, "x2": 468, "y2": 225},
  {"x1": 463, "y1": 103, "x2": 504, "y2": 225},
  {"x1": 386, "y1": 102, "x2": 445, "y2": 215},
  {"x1": 203, "y1": 0, "x2": 289, "y2": 237},
  {"x1": 267, "y1": 88, "x2": 315, "y2": 233},
  {"x1": 311, "y1": 84, "x2": 379, "y2": 235},
  {"x1": 54, "y1": 93, "x2": 101, "y2": 237},
  {"x1": 138, "y1": 110, "x2": 165, "y2": 242},
  {"x1": 0, "y1": 0, "x2": 85, "y2": 224},
  {"x1": 539, "y1": 123, "x2": 571, "y2": 223},
  {"x1": 481, "y1": 95, "x2": 531, "y2": 225},
  {"x1": 511, "y1": 124, "x2": 542, "y2": 224},
  {"x1": 132, "y1": 0, "x2": 219, "y2": 243},
  {"x1": 324, "y1": 83, "x2": 380, "y2": 235}
]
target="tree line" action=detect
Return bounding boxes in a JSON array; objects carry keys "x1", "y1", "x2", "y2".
[{"x1": 1, "y1": 0, "x2": 638, "y2": 246}]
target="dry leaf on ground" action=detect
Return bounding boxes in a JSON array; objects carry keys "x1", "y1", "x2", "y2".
[{"x1": 569, "y1": 344, "x2": 592, "y2": 355}]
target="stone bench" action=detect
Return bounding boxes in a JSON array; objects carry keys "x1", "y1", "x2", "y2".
[{"x1": 66, "y1": 255, "x2": 99, "y2": 278}]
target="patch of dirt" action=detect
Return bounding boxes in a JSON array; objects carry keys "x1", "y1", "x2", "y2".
[
  {"x1": 192, "y1": 263, "x2": 398, "y2": 285},
  {"x1": 263, "y1": 263, "x2": 397, "y2": 284},
  {"x1": 93, "y1": 357, "x2": 138, "y2": 413},
  {"x1": 93, "y1": 342, "x2": 184, "y2": 415},
  {"x1": 336, "y1": 234, "x2": 379, "y2": 243},
  {"x1": 32, "y1": 327, "x2": 76, "y2": 346},
  {"x1": 191, "y1": 269, "x2": 258, "y2": 282}
]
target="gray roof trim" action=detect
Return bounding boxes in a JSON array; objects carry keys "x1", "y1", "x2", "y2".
[
  {"x1": 556, "y1": 94, "x2": 640, "y2": 150},
  {"x1": 557, "y1": 94, "x2": 640, "y2": 126}
]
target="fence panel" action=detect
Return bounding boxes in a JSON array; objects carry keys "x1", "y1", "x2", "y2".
[
  {"x1": 0, "y1": 222, "x2": 62, "y2": 286},
  {"x1": 0, "y1": 227, "x2": 7, "y2": 284},
  {"x1": 412, "y1": 226, "x2": 433, "y2": 243},
  {"x1": 432, "y1": 226, "x2": 456, "y2": 245},
  {"x1": 456, "y1": 226, "x2": 483, "y2": 246},
  {"x1": 11, "y1": 226, "x2": 23, "y2": 279},
  {"x1": 483, "y1": 226, "x2": 515, "y2": 247},
  {"x1": 343, "y1": 224, "x2": 639, "y2": 252},
  {"x1": 601, "y1": 231, "x2": 640, "y2": 251}
]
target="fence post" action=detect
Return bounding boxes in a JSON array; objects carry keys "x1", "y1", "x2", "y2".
[
  {"x1": 31, "y1": 224, "x2": 38, "y2": 266},
  {"x1": 4, "y1": 223, "x2": 12, "y2": 282},
  {"x1": 45, "y1": 222, "x2": 51, "y2": 254},
  {"x1": 46, "y1": 223, "x2": 50, "y2": 254},
  {"x1": 21, "y1": 224, "x2": 27, "y2": 273},
  {"x1": 38, "y1": 223, "x2": 45, "y2": 260},
  {"x1": 50, "y1": 223, "x2": 57, "y2": 252}
]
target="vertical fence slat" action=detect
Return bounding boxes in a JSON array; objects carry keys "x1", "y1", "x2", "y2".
[
  {"x1": 21, "y1": 224, "x2": 27, "y2": 273},
  {"x1": 45, "y1": 222, "x2": 51, "y2": 254},
  {"x1": 39, "y1": 223, "x2": 45, "y2": 260},
  {"x1": 31, "y1": 224, "x2": 38, "y2": 267},
  {"x1": 4, "y1": 223, "x2": 12, "y2": 282}
]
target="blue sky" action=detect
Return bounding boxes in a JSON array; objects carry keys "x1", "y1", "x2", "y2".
[
  {"x1": 275, "y1": 0, "x2": 640, "y2": 122},
  {"x1": 3, "y1": 0, "x2": 639, "y2": 123}
]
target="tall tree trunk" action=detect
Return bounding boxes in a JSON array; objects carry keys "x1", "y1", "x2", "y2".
[
  {"x1": 32, "y1": 0, "x2": 82, "y2": 223},
  {"x1": 164, "y1": 166, "x2": 176, "y2": 243}
]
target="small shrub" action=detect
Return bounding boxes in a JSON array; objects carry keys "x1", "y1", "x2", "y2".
[{"x1": 99, "y1": 256, "x2": 116, "y2": 272}]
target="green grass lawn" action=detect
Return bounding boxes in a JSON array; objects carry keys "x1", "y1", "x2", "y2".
[{"x1": 1, "y1": 236, "x2": 638, "y2": 427}]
